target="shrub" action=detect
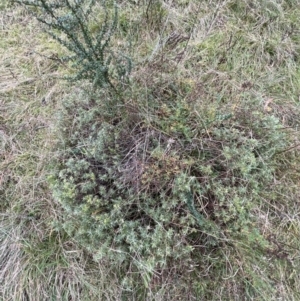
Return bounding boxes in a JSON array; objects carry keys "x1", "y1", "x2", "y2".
[
  {"x1": 49, "y1": 88, "x2": 195, "y2": 266},
  {"x1": 49, "y1": 85, "x2": 295, "y2": 297},
  {"x1": 14, "y1": 0, "x2": 132, "y2": 90}
]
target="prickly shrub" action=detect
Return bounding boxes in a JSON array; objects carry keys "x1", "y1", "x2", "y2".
[
  {"x1": 49, "y1": 89, "x2": 195, "y2": 267},
  {"x1": 49, "y1": 89, "x2": 233, "y2": 276},
  {"x1": 49, "y1": 85, "x2": 296, "y2": 296},
  {"x1": 15, "y1": 0, "x2": 132, "y2": 90}
]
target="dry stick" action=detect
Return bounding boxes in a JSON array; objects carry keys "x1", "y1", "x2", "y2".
[{"x1": 274, "y1": 143, "x2": 300, "y2": 156}]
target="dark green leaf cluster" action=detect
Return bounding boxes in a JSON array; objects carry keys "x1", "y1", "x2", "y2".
[{"x1": 14, "y1": 0, "x2": 132, "y2": 89}]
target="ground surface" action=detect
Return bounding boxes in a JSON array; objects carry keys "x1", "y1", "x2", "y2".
[{"x1": 1, "y1": 1, "x2": 300, "y2": 300}]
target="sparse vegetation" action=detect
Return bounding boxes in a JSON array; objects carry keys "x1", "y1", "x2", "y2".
[{"x1": 1, "y1": 1, "x2": 300, "y2": 300}]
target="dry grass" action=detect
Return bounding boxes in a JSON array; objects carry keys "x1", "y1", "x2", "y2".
[{"x1": 1, "y1": 1, "x2": 300, "y2": 300}]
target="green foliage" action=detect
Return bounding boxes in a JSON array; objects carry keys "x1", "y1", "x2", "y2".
[
  {"x1": 48, "y1": 81, "x2": 296, "y2": 297},
  {"x1": 14, "y1": 0, "x2": 132, "y2": 89},
  {"x1": 153, "y1": 96, "x2": 290, "y2": 245},
  {"x1": 49, "y1": 89, "x2": 195, "y2": 268}
]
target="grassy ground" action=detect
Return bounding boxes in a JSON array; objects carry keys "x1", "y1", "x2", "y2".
[{"x1": 1, "y1": 1, "x2": 300, "y2": 300}]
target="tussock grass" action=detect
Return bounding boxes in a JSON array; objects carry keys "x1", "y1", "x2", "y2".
[{"x1": 1, "y1": 1, "x2": 300, "y2": 300}]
